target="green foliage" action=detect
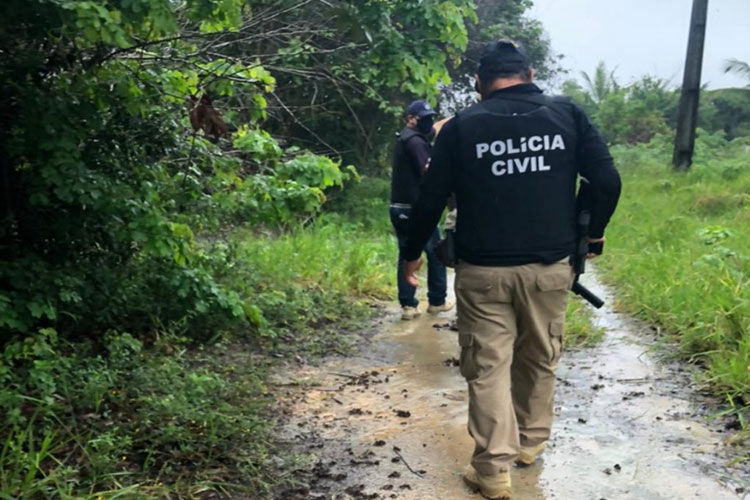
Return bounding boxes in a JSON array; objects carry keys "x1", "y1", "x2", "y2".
[
  {"x1": 440, "y1": 0, "x2": 561, "y2": 115},
  {"x1": 326, "y1": 176, "x2": 393, "y2": 233},
  {"x1": 599, "y1": 135, "x2": 750, "y2": 404},
  {"x1": 323, "y1": 0, "x2": 475, "y2": 96},
  {"x1": 232, "y1": 0, "x2": 478, "y2": 172},
  {"x1": 563, "y1": 69, "x2": 674, "y2": 145},
  {"x1": 0, "y1": 2, "x2": 406, "y2": 489},
  {"x1": 580, "y1": 62, "x2": 620, "y2": 104},
  {"x1": 0, "y1": 329, "x2": 275, "y2": 499},
  {"x1": 0, "y1": 0, "x2": 364, "y2": 338},
  {"x1": 0, "y1": 0, "x2": 484, "y2": 494},
  {"x1": 561, "y1": 79, "x2": 598, "y2": 117},
  {"x1": 0, "y1": 214, "x2": 397, "y2": 497},
  {"x1": 594, "y1": 87, "x2": 672, "y2": 145},
  {"x1": 724, "y1": 58, "x2": 750, "y2": 83},
  {"x1": 562, "y1": 61, "x2": 750, "y2": 145},
  {"x1": 226, "y1": 219, "x2": 396, "y2": 351},
  {"x1": 700, "y1": 88, "x2": 750, "y2": 139},
  {"x1": 0, "y1": 0, "x2": 484, "y2": 335},
  {"x1": 628, "y1": 76, "x2": 680, "y2": 127}
]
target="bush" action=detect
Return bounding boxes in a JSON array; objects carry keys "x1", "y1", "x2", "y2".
[{"x1": 325, "y1": 176, "x2": 392, "y2": 232}]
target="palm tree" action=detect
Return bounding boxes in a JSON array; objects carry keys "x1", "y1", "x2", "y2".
[
  {"x1": 580, "y1": 62, "x2": 619, "y2": 104},
  {"x1": 724, "y1": 58, "x2": 750, "y2": 83}
]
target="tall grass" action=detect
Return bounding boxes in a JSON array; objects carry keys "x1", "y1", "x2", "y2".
[
  {"x1": 600, "y1": 133, "x2": 749, "y2": 401},
  {"x1": 216, "y1": 176, "x2": 398, "y2": 353},
  {"x1": 238, "y1": 217, "x2": 394, "y2": 301}
]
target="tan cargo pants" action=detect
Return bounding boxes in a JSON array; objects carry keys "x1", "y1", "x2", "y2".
[{"x1": 455, "y1": 259, "x2": 574, "y2": 475}]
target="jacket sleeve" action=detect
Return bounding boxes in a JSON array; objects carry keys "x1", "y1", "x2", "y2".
[
  {"x1": 402, "y1": 120, "x2": 457, "y2": 261},
  {"x1": 572, "y1": 104, "x2": 622, "y2": 238},
  {"x1": 404, "y1": 134, "x2": 431, "y2": 174}
]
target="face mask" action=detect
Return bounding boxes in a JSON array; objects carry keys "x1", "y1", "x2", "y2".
[{"x1": 417, "y1": 115, "x2": 434, "y2": 134}]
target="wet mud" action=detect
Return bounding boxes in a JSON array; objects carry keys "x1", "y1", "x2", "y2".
[{"x1": 272, "y1": 271, "x2": 748, "y2": 499}]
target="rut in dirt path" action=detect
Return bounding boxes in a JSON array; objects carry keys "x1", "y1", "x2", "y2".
[{"x1": 272, "y1": 271, "x2": 748, "y2": 500}]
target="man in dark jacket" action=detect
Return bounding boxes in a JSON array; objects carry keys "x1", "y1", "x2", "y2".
[
  {"x1": 390, "y1": 99, "x2": 452, "y2": 320},
  {"x1": 402, "y1": 41, "x2": 621, "y2": 498}
]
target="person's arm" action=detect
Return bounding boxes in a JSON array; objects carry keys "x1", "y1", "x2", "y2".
[
  {"x1": 405, "y1": 135, "x2": 431, "y2": 174},
  {"x1": 402, "y1": 120, "x2": 457, "y2": 283},
  {"x1": 573, "y1": 104, "x2": 621, "y2": 244},
  {"x1": 433, "y1": 116, "x2": 452, "y2": 136}
]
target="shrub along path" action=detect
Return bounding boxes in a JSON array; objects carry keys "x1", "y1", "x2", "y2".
[{"x1": 270, "y1": 271, "x2": 748, "y2": 500}]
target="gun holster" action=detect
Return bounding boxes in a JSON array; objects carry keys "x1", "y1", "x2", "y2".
[{"x1": 571, "y1": 210, "x2": 605, "y2": 309}]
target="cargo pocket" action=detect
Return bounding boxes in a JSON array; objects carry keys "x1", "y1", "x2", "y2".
[
  {"x1": 458, "y1": 332, "x2": 479, "y2": 381},
  {"x1": 548, "y1": 321, "x2": 564, "y2": 364}
]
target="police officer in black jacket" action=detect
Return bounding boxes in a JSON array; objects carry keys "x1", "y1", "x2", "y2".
[
  {"x1": 390, "y1": 100, "x2": 452, "y2": 320},
  {"x1": 403, "y1": 41, "x2": 621, "y2": 499}
]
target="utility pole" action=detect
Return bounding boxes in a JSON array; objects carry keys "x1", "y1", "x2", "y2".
[{"x1": 673, "y1": 0, "x2": 709, "y2": 171}]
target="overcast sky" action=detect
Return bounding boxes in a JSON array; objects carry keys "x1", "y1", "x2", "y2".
[{"x1": 528, "y1": 0, "x2": 749, "y2": 89}]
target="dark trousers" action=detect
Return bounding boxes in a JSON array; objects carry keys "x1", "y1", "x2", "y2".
[{"x1": 389, "y1": 206, "x2": 447, "y2": 307}]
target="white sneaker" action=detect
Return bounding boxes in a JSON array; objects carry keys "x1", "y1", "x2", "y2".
[
  {"x1": 427, "y1": 300, "x2": 454, "y2": 315},
  {"x1": 401, "y1": 306, "x2": 421, "y2": 320}
]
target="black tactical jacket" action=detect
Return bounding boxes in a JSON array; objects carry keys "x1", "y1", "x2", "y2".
[
  {"x1": 390, "y1": 127, "x2": 431, "y2": 204},
  {"x1": 404, "y1": 83, "x2": 621, "y2": 266}
]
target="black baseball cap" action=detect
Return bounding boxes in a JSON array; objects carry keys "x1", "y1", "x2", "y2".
[
  {"x1": 477, "y1": 40, "x2": 530, "y2": 79},
  {"x1": 405, "y1": 99, "x2": 437, "y2": 118}
]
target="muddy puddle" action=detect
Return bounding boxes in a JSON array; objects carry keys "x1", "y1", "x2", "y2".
[{"x1": 272, "y1": 271, "x2": 748, "y2": 499}]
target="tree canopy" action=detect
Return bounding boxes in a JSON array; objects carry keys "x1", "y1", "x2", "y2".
[{"x1": 0, "y1": 0, "x2": 480, "y2": 337}]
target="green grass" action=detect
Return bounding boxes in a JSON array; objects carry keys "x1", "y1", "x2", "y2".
[
  {"x1": 1, "y1": 331, "x2": 276, "y2": 499},
  {"x1": 565, "y1": 297, "x2": 605, "y2": 347},
  {"x1": 226, "y1": 213, "x2": 396, "y2": 355},
  {"x1": 0, "y1": 201, "x2": 398, "y2": 499},
  {"x1": 599, "y1": 133, "x2": 749, "y2": 406}
]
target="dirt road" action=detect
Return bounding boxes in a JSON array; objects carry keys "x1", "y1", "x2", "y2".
[{"x1": 272, "y1": 272, "x2": 748, "y2": 499}]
